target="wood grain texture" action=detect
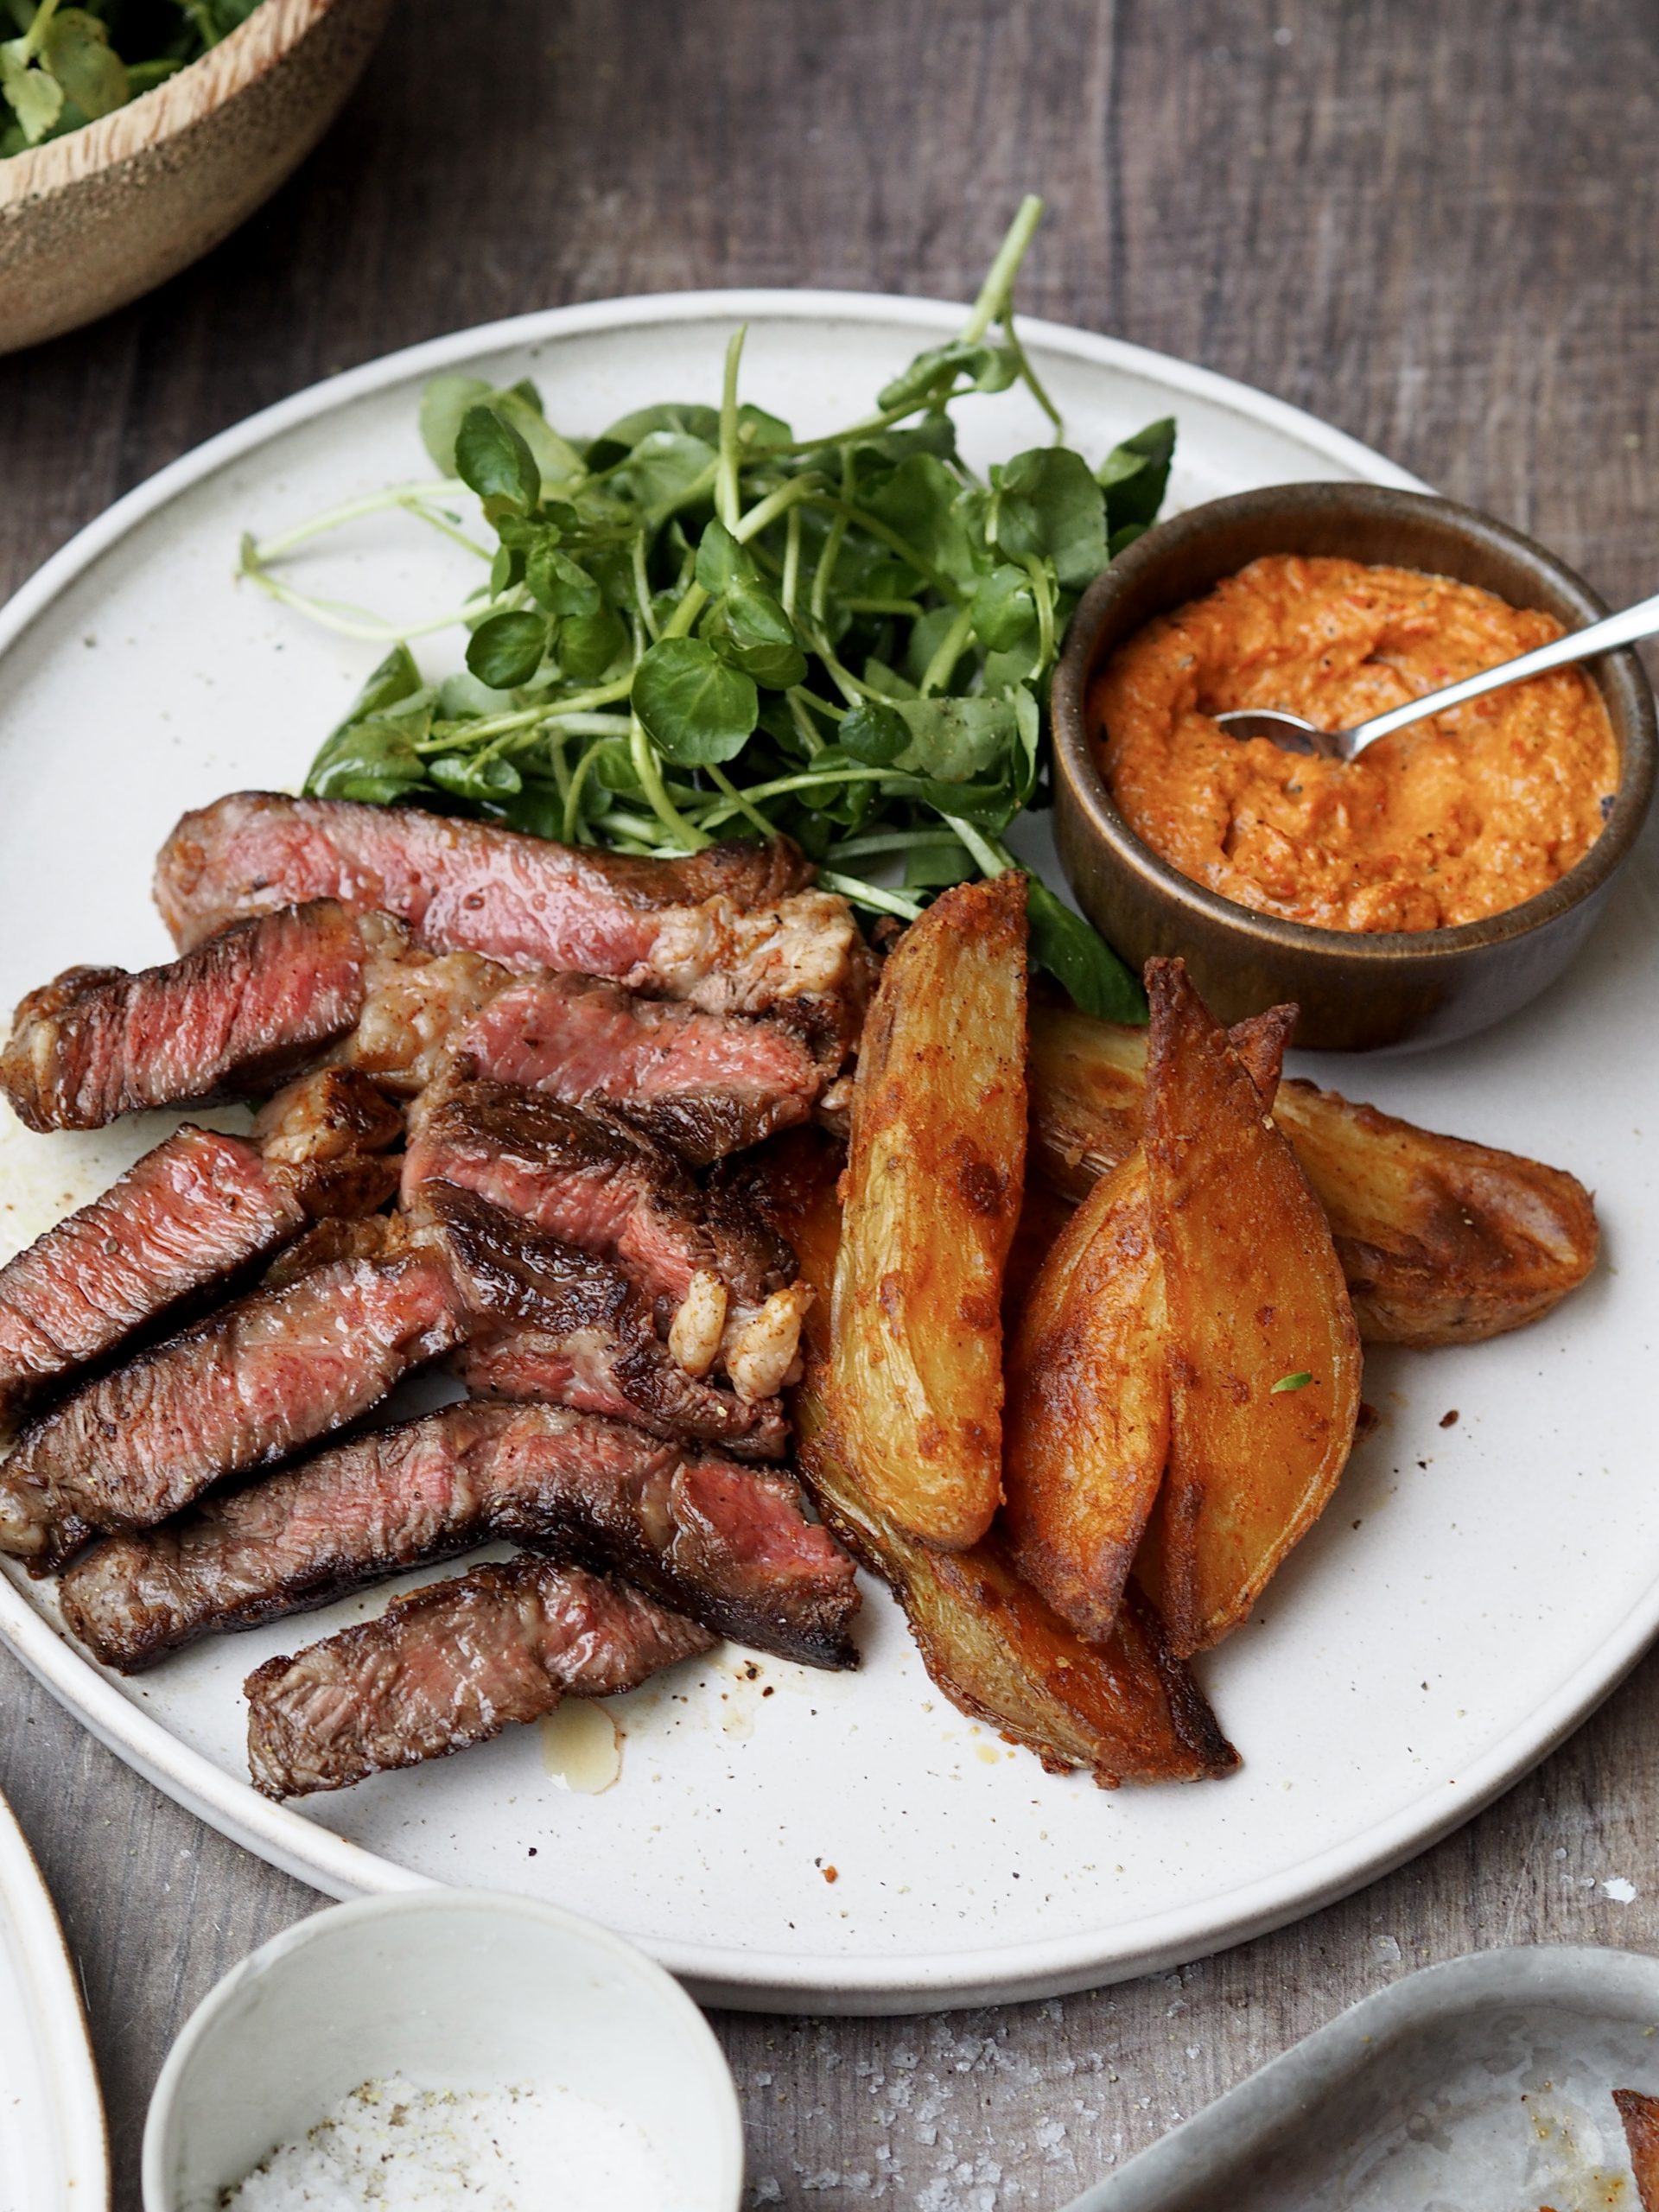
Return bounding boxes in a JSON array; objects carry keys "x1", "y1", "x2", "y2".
[{"x1": 3, "y1": 2, "x2": 1658, "y2": 2204}]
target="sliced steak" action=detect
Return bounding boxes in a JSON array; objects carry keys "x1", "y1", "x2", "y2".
[
  {"x1": 156, "y1": 791, "x2": 810, "y2": 958},
  {"x1": 454, "y1": 971, "x2": 830, "y2": 1166},
  {"x1": 155, "y1": 792, "x2": 868, "y2": 1033},
  {"x1": 0, "y1": 902, "x2": 391, "y2": 1133},
  {"x1": 61, "y1": 1398, "x2": 858, "y2": 1673},
  {"x1": 0, "y1": 1128, "x2": 307, "y2": 1433},
  {"x1": 0, "y1": 1249, "x2": 462, "y2": 1569},
  {"x1": 251, "y1": 1066, "x2": 404, "y2": 1222},
  {"x1": 245, "y1": 1557, "x2": 713, "y2": 1797},
  {"x1": 419, "y1": 1180, "x2": 788, "y2": 1459},
  {"x1": 337, "y1": 944, "x2": 512, "y2": 1096},
  {"x1": 406, "y1": 1077, "x2": 810, "y2": 1402}
]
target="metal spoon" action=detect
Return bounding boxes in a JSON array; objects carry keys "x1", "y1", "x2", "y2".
[{"x1": 1214, "y1": 588, "x2": 1659, "y2": 761}]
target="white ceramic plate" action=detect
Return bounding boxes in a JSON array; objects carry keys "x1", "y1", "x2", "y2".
[
  {"x1": 0, "y1": 1786, "x2": 108, "y2": 2209},
  {"x1": 0, "y1": 294, "x2": 1651, "y2": 2015}
]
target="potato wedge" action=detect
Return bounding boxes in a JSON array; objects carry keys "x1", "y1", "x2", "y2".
[
  {"x1": 829, "y1": 873, "x2": 1027, "y2": 1550},
  {"x1": 1615, "y1": 2090, "x2": 1659, "y2": 2212},
  {"x1": 1028, "y1": 997, "x2": 1598, "y2": 1347},
  {"x1": 1136, "y1": 959, "x2": 1361, "y2": 1656},
  {"x1": 1002, "y1": 1152, "x2": 1167, "y2": 1645},
  {"x1": 772, "y1": 1141, "x2": 1236, "y2": 1787}
]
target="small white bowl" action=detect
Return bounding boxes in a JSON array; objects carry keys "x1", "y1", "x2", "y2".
[{"x1": 142, "y1": 1889, "x2": 744, "y2": 2212}]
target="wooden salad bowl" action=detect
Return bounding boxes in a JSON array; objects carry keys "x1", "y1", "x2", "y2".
[{"x1": 0, "y1": 0, "x2": 393, "y2": 355}]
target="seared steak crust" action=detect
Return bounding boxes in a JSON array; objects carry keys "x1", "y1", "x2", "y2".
[
  {"x1": 156, "y1": 791, "x2": 811, "y2": 960},
  {"x1": 245, "y1": 1557, "x2": 713, "y2": 1797},
  {"x1": 454, "y1": 971, "x2": 830, "y2": 1166},
  {"x1": 0, "y1": 1249, "x2": 461, "y2": 1568},
  {"x1": 0, "y1": 902, "x2": 379, "y2": 1133},
  {"x1": 422, "y1": 1181, "x2": 787, "y2": 1458},
  {"x1": 0, "y1": 1128, "x2": 306, "y2": 1432},
  {"x1": 404, "y1": 1077, "x2": 796, "y2": 1319},
  {"x1": 61, "y1": 1399, "x2": 858, "y2": 1673}
]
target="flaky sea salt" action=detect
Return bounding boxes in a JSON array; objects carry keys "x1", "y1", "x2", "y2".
[{"x1": 222, "y1": 2072, "x2": 678, "y2": 2209}]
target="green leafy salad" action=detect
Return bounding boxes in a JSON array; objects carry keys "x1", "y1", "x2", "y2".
[
  {"x1": 242, "y1": 200, "x2": 1174, "y2": 1022},
  {"x1": 2, "y1": 0, "x2": 259, "y2": 154}
]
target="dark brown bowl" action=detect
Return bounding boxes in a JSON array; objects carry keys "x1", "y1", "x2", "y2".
[{"x1": 1051, "y1": 483, "x2": 1656, "y2": 1052}]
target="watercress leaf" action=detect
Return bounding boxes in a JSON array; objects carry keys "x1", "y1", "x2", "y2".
[
  {"x1": 556, "y1": 603, "x2": 629, "y2": 682},
  {"x1": 861, "y1": 656, "x2": 919, "y2": 701},
  {"x1": 0, "y1": 38, "x2": 63, "y2": 141},
  {"x1": 1096, "y1": 416, "x2": 1176, "y2": 531},
  {"x1": 429, "y1": 752, "x2": 524, "y2": 801},
  {"x1": 900, "y1": 604, "x2": 969, "y2": 693},
  {"x1": 971, "y1": 563, "x2": 1037, "y2": 652},
  {"x1": 611, "y1": 430, "x2": 718, "y2": 518},
  {"x1": 466, "y1": 610, "x2": 550, "y2": 689},
  {"x1": 632, "y1": 637, "x2": 758, "y2": 766},
  {"x1": 42, "y1": 11, "x2": 126, "y2": 119},
  {"x1": 490, "y1": 781, "x2": 567, "y2": 840},
  {"x1": 990, "y1": 447, "x2": 1108, "y2": 588},
  {"x1": 305, "y1": 718, "x2": 429, "y2": 805},
  {"x1": 838, "y1": 700, "x2": 911, "y2": 766},
  {"x1": 454, "y1": 405, "x2": 540, "y2": 514},
  {"x1": 876, "y1": 339, "x2": 1020, "y2": 412},
  {"x1": 436, "y1": 670, "x2": 518, "y2": 719},
  {"x1": 491, "y1": 387, "x2": 587, "y2": 491},
  {"x1": 860, "y1": 454, "x2": 981, "y2": 588},
  {"x1": 736, "y1": 402, "x2": 792, "y2": 453},
  {"x1": 905, "y1": 840, "x2": 976, "y2": 889},
  {"x1": 841, "y1": 413, "x2": 959, "y2": 482},
  {"x1": 526, "y1": 541, "x2": 601, "y2": 619},
  {"x1": 1025, "y1": 878, "x2": 1147, "y2": 1022},
  {"x1": 705, "y1": 585, "x2": 807, "y2": 689},
  {"x1": 694, "y1": 518, "x2": 759, "y2": 595},
  {"x1": 336, "y1": 642, "x2": 425, "y2": 726},
  {"x1": 1108, "y1": 522, "x2": 1148, "y2": 557},
  {"x1": 586, "y1": 404, "x2": 720, "y2": 471},
  {"x1": 892, "y1": 694, "x2": 1020, "y2": 782},
  {"x1": 488, "y1": 544, "x2": 517, "y2": 597},
  {"x1": 591, "y1": 738, "x2": 645, "y2": 794}
]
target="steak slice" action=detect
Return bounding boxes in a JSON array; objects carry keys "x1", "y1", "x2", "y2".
[
  {"x1": 60, "y1": 1399, "x2": 858, "y2": 1673},
  {"x1": 0, "y1": 1249, "x2": 462, "y2": 1569},
  {"x1": 404, "y1": 1075, "x2": 798, "y2": 1339},
  {"x1": 155, "y1": 792, "x2": 868, "y2": 1032},
  {"x1": 453, "y1": 971, "x2": 830, "y2": 1166},
  {"x1": 156, "y1": 791, "x2": 811, "y2": 958},
  {"x1": 245, "y1": 1557, "x2": 713, "y2": 1798},
  {"x1": 419, "y1": 1180, "x2": 788, "y2": 1459},
  {"x1": 0, "y1": 902, "x2": 392, "y2": 1133},
  {"x1": 0, "y1": 1128, "x2": 306, "y2": 1433}
]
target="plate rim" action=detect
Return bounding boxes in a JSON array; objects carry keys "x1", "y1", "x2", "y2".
[
  {"x1": 15, "y1": 287, "x2": 1633, "y2": 2014},
  {"x1": 0, "y1": 1783, "x2": 111, "y2": 2208}
]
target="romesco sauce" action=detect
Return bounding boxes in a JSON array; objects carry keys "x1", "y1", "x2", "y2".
[{"x1": 1090, "y1": 555, "x2": 1618, "y2": 932}]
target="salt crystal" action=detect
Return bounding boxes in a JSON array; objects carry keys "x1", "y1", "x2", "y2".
[{"x1": 1602, "y1": 1876, "x2": 1638, "y2": 1903}]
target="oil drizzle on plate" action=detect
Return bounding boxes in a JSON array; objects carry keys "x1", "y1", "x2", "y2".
[{"x1": 541, "y1": 1703, "x2": 623, "y2": 1795}]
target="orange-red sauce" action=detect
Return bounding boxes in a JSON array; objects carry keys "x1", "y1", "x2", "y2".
[{"x1": 1091, "y1": 555, "x2": 1618, "y2": 932}]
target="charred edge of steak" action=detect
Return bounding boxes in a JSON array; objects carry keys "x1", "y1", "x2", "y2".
[
  {"x1": 0, "y1": 901, "x2": 386, "y2": 1134},
  {"x1": 60, "y1": 1399, "x2": 859, "y2": 1675},
  {"x1": 417, "y1": 1180, "x2": 788, "y2": 1458},
  {"x1": 0, "y1": 1126, "x2": 308, "y2": 1434},
  {"x1": 0, "y1": 1247, "x2": 463, "y2": 1572},
  {"x1": 254, "y1": 1068, "x2": 405, "y2": 1166},
  {"x1": 406, "y1": 1077, "x2": 797, "y2": 1311},
  {"x1": 245, "y1": 1556, "x2": 714, "y2": 1798}
]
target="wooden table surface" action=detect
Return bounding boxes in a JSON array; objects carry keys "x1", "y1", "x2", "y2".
[{"x1": 3, "y1": 3, "x2": 1656, "y2": 2204}]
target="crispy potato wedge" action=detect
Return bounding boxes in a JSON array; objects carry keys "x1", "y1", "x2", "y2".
[
  {"x1": 1137, "y1": 960, "x2": 1362, "y2": 1656},
  {"x1": 1615, "y1": 2089, "x2": 1659, "y2": 2212},
  {"x1": 762, "y1": 1146, "x2": 1235, "y2": 1785},
  {"x1": 1028, "y1": 998, "x2": 1599, "y2": 1347},
  {"x1": 1002, "y1": 1152, "x2": 1167, "y2": 1645},
  {"x1": 830, "y1": 873, "x2": 1027, "y2": 1550}
]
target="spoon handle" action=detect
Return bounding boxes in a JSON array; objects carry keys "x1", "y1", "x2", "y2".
[{"x1": 1347, "y1": 588, "x2": 1659, "y2": 755}]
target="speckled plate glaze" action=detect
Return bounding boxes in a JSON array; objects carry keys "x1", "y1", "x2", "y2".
[
  {"x1": 0, "y1": 1786, "x2": 109, "y2": 2210},
  {"x1": 0, "y1": 295, "x2": 1651, "y2": 2015}
]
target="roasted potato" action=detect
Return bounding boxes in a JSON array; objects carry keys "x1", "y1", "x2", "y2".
[
  {"x1": 1002, "y1": 1152, "x2": 1167, "y2": 1645},
  {"x1": 829, "y1": 873, "x2": 1027, "y2": 1550},
  {"x1": 1135, "y1": 961, "x2": 1362, "y2": 1656},
  {"x1": 1615, "y1": 2090, "x2": 1659, "y2": 2212},
  {"x1": 772, "y1": 1141, "x2": 1236, "y2": 1787},
  {"x1": 1028, "y1": 997, "x2": 1599, "y2": 1347}
]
